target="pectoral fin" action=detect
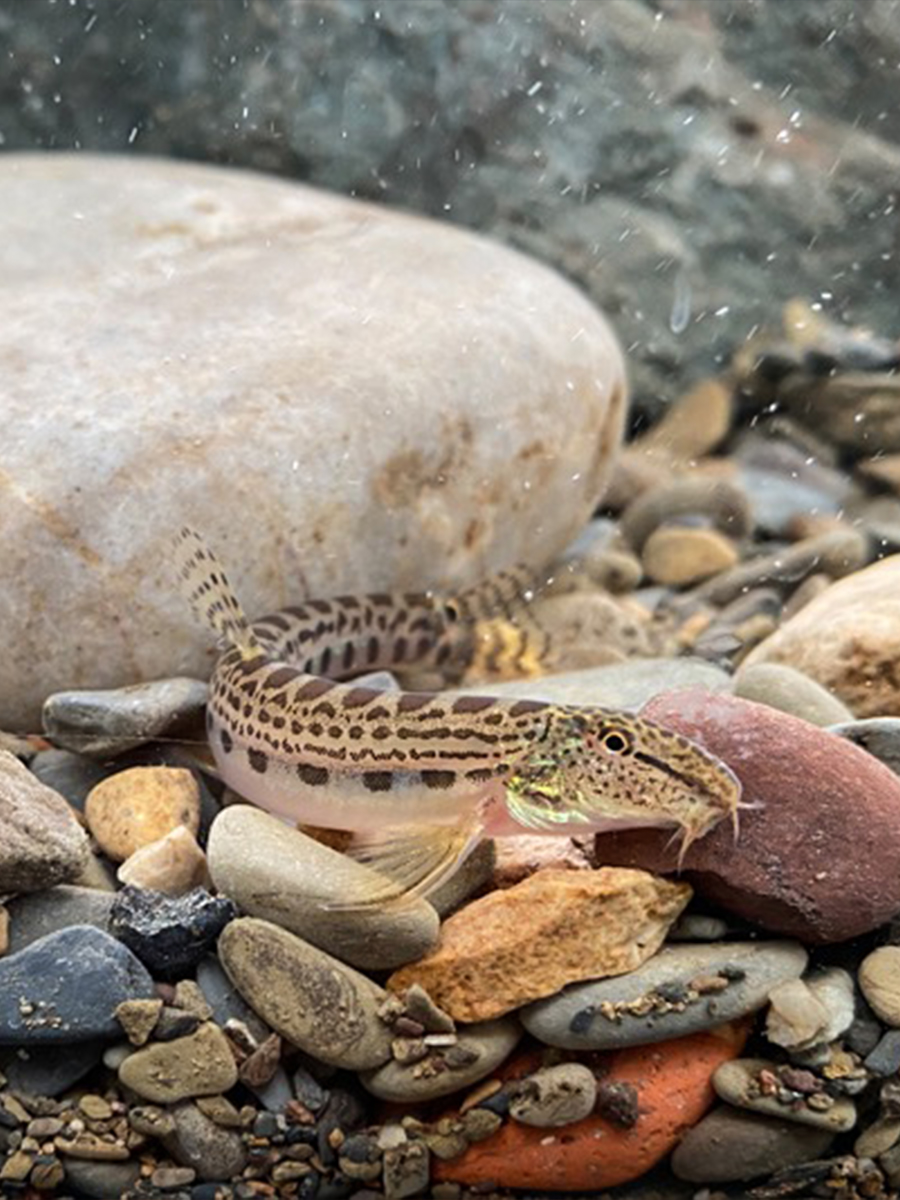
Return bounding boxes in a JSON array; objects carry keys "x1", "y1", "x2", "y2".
[{"x1": 327, "y1": 819, "x2": 483, "y2": 911}]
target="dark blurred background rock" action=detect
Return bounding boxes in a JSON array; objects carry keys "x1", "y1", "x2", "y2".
[{"x1": 1, "y1": 0, "x2": 897, "y2": 424}]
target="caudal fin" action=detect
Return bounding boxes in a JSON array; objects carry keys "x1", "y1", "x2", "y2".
[{"x1": 172, "y1": 527, "x2": 260, "y2": 658}]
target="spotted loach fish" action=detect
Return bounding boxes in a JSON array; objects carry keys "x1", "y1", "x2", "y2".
[{"x1": 174, "y1": 528, "x2": 744, "y2": 906}]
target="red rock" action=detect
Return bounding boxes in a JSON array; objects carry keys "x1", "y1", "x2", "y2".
[
  {"x1": 433, "y1": 1024, "x2": 747, "y2": 1191},
  {"x1": 595, "y1": 689, "x2": 900, "y2": 943}
]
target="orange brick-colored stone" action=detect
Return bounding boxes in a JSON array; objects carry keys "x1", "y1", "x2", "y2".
[{"x1": 433, "y1": 1024, "x2": 746, "y2": 1191}]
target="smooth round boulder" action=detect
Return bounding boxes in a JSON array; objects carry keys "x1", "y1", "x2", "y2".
[{"x1": 0, "y1": 153, "x2": 627, "y2": 729}]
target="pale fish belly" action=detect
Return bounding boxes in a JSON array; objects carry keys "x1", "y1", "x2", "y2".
[{"x1": 212, "y1": 737, "x2": 504, "y2": 832}]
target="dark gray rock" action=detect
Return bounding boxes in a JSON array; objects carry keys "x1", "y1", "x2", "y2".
[
  {"x1": 28, "y1": 749, "x2": 110, "y2": 811},
  {"x1": 195, "y1": 955, "x2": 269, "y2": 1044},
  {"x1": 0, "y1": 926, "x2": 155, "y2": 1044},
  {"x1": 5, "y1": 885, "x2": 115, "y2": 955},
  {"x1": 1, "y1": 1039, "x2": 105, "y2": 1096},
  {"x1": 110, "y1": 887, "x2": 236, "y2": 980},
  {"x1": 163, "y1": 1101, "x2": 247, "y2": 1181},
  {"x1": 57, "y1": 1157, "x2": 142, "y2": 1199},
  {"x1": 671, "y1": 1105, "x2": 835, "y2": 1183},
  {"x1": 42, "y1": 677, "x2": 208, "y2": 757}
]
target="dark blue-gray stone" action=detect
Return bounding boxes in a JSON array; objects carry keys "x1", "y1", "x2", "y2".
[
  {"x1": 1, "y1": 1038, "x2": 105, "y2": 1095},
  {"x1": 110, "y1": 886, "x2": 236, "y2": 980},
  {"x1": 0, "y1": 925, "x2": 155, "y2": 1044}
]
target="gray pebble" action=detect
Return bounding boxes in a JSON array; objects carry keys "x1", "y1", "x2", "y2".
[
  {"x1": 829, "y1": 718, "x2": 900, "y2": 776},
  {"x1": 508, "y1": 1062, "x2": 597, "y2": 1128},
  {"x1": 468, "y1": 656, "x2": 732, "y2": 711},
  {"x1": 360, "y1": 1017, "x2": 520, "y2": 1102},
  {"x1": 0, "y1": 925, "x2": 155, "y2": 1044},
  {"x1": 208, "y1": 806, "x2": 439, "y2": 971},
  {"x1": 735, "y1": 663, "x2": 853, "y2": 726},
  {"x1": 865, "y1": 1030, "x2": 900, "y2": 1077},
  {"x1": 521, "y1": 941, "x2": 807, "y2": 1050},
  {"x1": 671, "y1": 1105, "x2": 835, "y2": 1183},
  {"x1": 29, "y1": 749, "x2": 109, "y2": 811},
  {"x1": 667, "y1": 914, "x2": 734, "y2": 942},
  {"x1": 195, "y1": 955, "x2": 270, "y2": 1044},
  {"x1": 713, "y1": 1058, "x2": 856, "y2": 1132},
  {"x1": 218, "y1": 917, "x2": 394, "y2": 1070},
  {"x1": 42, "y1": 676, "x2": 208, "y2": 757},
  {"x1": 804, "y1": 968, "x2": 856, "y2": 1044},
  {"x1": 163, "y1": 1100, "x2": 247, "y2": 1181},
  {"x1": 58, "y1": 1158, "x2": 142, "y2": 1199},
  {"x1": 5, "y1": 885, "x2": 115, "y2": 955}
]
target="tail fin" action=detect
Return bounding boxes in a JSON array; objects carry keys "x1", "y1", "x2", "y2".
[{"x1": 172, "y1": 527, "x2": 260, "y2": 659}]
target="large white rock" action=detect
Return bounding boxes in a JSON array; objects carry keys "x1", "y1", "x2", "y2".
[{"x1": 0, "y1": 154, "x2": 626, "y2": 728}]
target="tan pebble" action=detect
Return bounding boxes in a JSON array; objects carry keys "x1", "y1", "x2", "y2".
[
  {"x1": 115, "y1": 998, "x2": 163, "y2": 1046},
  {"x1": 85, "y1": 766, "x2": 200, "y2": 862},
  {"x1": 194, "y1": 1094, "x2": 243, "y2": 1128},
  {"x1": 0, "y1": 903, "x2": 8, "y2": 956},
  {"x1": 620, "y1": 477, "x2": 752, "y2": 553},
  {"x1": 172, "y1": 980, "x2": 213, "y2": 1022},
  {"x1": 636, "y1": 378, "x2": 733, "y2": 462},
  {"x1": 78, "y1": 1094, "x2": 113, "y2": 1121},
  {"x1": 118, "y1": 1021, "x2": 238, "y2": 1103},
  {"x1": 857, "y1": 453, "x2": 900, "y2": 495},
  {"x1": 642, "y1": 527, "x2": 739, "y2": 587},
  {"x1": 0, "y1": 1150, "x2": 33, "y2": 1181},
  {"x1": 55, "y1": 1132, "x2": 130, "y2": 1160},
  {"x1": 855, "y1": 1114, "x2": 900, "y2": 1158},
  {"x1": 117, "y1": 824, "x2": 209, "y2": 894},
  {"x1": 859, "y1": 947, "x2": 900, "y2": 1027}
]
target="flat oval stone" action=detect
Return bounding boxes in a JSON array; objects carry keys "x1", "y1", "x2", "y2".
[
  {"x1": 594, "y1": 689, "x2": 900, "y2": 943},
  {"x1": 464, "y1": 657, "x2": 732, "y2": 710},
  {"x1": 0, "y1": 925, "x2": 155, "y2": 1044},
  {"x1": 0, "y1": 153, "x2": 626, "y2": 730},
  {"x1": 735, "y1": 662, "x2": 853, "y2": 726},
  {"x1": 0, "y1": 751, "x2": 89, "y2": 893},
  {"x1": 508, "y1": 1063, "x2": 597, "y2": 1127},
  {"x1": 217, "y1": 917, "x2": 393, "y2": 1070},
  {"x1": 859, "y1": 947, "x2": 900, "y2": 1027},
  {"x1": 713, "y1": 1058, "x2": 856, "y2": 1132},
  {"x1": 360, "y1": 1017, "x2": 520, "y2": 1103},
  {"x1": 521, "y1": 941, "x2": 807, "y2": 1049},
  {"x1": 118, "y1": 1021, "x2": 238, "y2": 1103},
  {"x1": 671, "y1": 1105, "x2": 835, "y2": 1183},
  {"x1": 164, "y1": 1101, "x2": 247, "y2": 1181},
  {"x1": 42, "y1": 678, "x2": 208, "y2": 758},
  {"x1": 207, "y1": 806, "x2": 438, "y2": 971}
]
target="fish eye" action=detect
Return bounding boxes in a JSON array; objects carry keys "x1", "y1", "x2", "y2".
[{"x1": 600, "y1": 729, "x2": 632, "y2": 755}]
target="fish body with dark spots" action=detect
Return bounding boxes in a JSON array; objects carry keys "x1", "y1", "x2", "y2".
[{"x1": 174, "y1": 527, "x2": 743, "y2": 904}]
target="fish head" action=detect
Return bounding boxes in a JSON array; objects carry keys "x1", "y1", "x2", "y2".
[{"x1": 504, "y1": 706, "x2": 742, "y2": 853}]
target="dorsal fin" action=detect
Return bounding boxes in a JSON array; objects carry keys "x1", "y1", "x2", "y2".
[{"x1": 172, "y1": 527, "x2": 260, "y2": 659}]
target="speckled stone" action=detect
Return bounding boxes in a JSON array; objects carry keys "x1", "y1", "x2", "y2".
[
  {"x1": 595, "y1": 689, "x2": 900, "y2": 943},
  {"x1": 521, "y1": 940, "x2": 807, "y2": 1049},
  {"x1": 218, "y1": 917, "x2": 393, "y2": 1070},
  {"x1": 118, "y1": 1021, "x2": 239, "y2": 1103},
  {"x1": 508, "y1": 1062, "x2": 597, "y2": 1127},
  {"x1": 110, "y1": 886, "x2": 235, "y2": 980},
  {"x1": 714, "y1": 1058, "x2": 856, "y2": 1132},
  {"x1": 207, "y1": 805, "x2": 438, "y2": 971},
  {"x1": 361, "y1": 1016, "x2": 520, "y2": 1103},
  {"x1": 85, "y1": 766, "x2": 201, "y2": 863},
  {"x1": 163, "y1": 1101, "x2": 247, "y2": 1181},
  {"x1": 0, "y1": 153, "x2": 626, "y2": 730}
]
